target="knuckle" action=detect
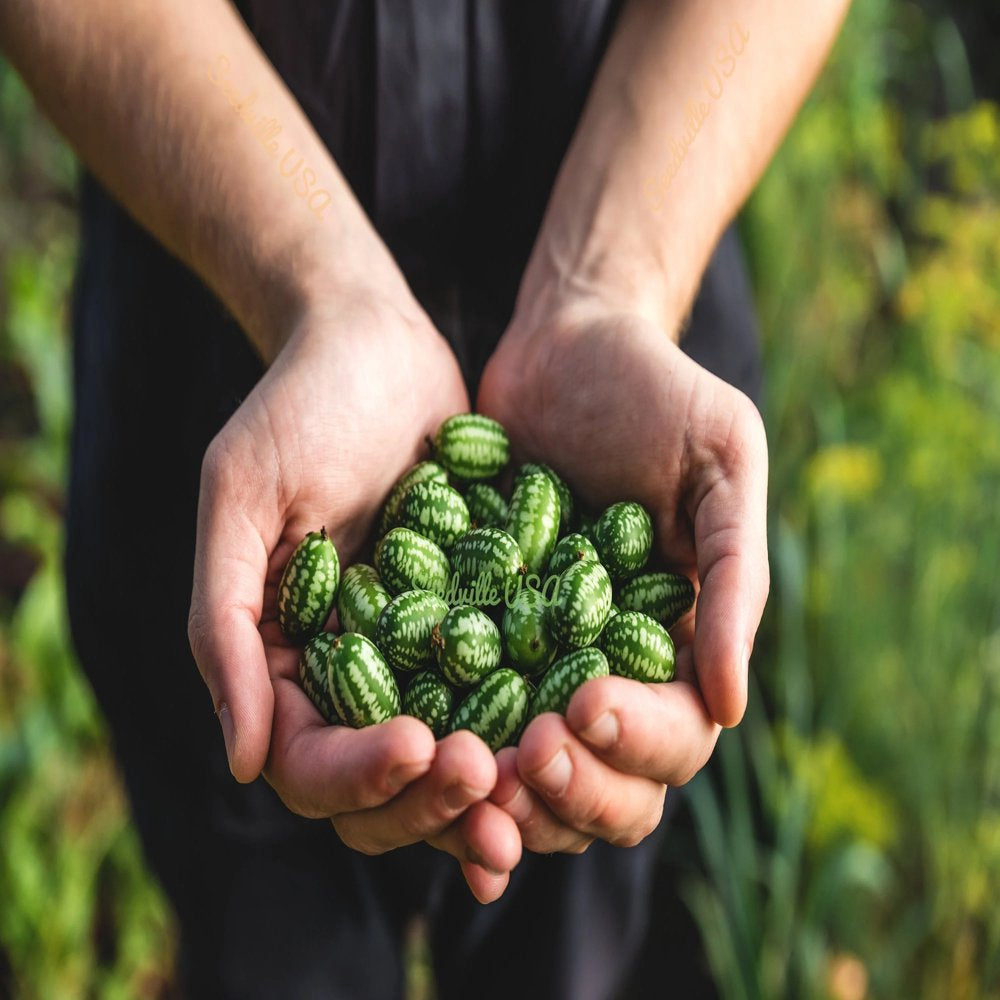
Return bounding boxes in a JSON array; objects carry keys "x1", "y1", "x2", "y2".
[{"x1": 331, "y1": 819, "x2": 387, "y2": 857}]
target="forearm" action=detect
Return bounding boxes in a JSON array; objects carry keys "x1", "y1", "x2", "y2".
[
  {"x1": 0, "y1": 0, "x2": 415, "y2": 360},
  {"x1": 517, "y1": 0, "x2": 849, "y2": 337}
]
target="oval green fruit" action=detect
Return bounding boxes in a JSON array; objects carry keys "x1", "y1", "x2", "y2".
[
  {"x1": 464, "y1": 482, "x2": 509, "y2": 530},
  {"x1": 501, "y1": 587, "x2": 558, "y2": 677},
  {"x1": 432, "y1": 604, "x2": 502, "y2": 687},
  {"x1": 298, "y1": 632, "x2": 338, "y2": 723},
  {"x1": 277, "y1": 527, "x2": 340, "y2": 642},
  {"x1": 448, "y1": 527, "x2": 525, "y2": 607},
  {"x1": 433, "y1": 413, "x2": 510, "y2": 481},
  {"x1": 504, "y1": 471, "x2": 561, "y2": 575},
  {"x1": 326, "y1": 633, "x2": 401, "y2": 728},
  {"x1": 617, "y1": 572, "x2": 695, "y2": 629},
  {"x1": 377, "y1": 461, "x2": 449, "y2": 536},
  {"x1": 601, "y1": 611, "x2": 676, "y2": 682},
  {"x1": 547, "y1": 558, "x2": 613, "y2": 649},
  {"x1": 336, "y1": 563, "x2": 391, "y2": 639},
  {"x1": 397, "y1": 480, "x2": 471, "y2": 549},
  {"x1": 375, "y1": 589, "x2": 450, "y2": 672},
  {"x1": 402, "y1": 670, "x2": 454, "y2": 738},
  {"x1": 529, "y1": 647, "x2": 609, "y2": 720},
  {"x1": 449, "y1": 667, "x2": 531, "y2": 752},
  {"x1": 593, "y1": 501, "x2": 653, "y2": 579},
  {"x1": 514, "y1": 462, "x2": 574, "y2": 535},
  {"x1": 546, "y1": 532, "x2": 600, "y2": 576},
  {"x1": 374, "y1": 527, "x2": 450, "y2": 597}
]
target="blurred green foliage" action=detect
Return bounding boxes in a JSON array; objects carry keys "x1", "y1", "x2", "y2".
[
  {"x1": 1, "y1": 1, "x2": 998, "y2": 997},
  {"x1": 682, "y1": 1, "x2": 1000, "y2": 998},
  {"x1": 0, "y1": 59, "x2": 177, "y2": 1000}
]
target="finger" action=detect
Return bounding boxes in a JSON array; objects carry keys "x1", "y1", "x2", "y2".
[
  {"x1": 459, "y1": 863, "x2": 510, "y2": 905},
  {"x1": 565, "y1": 675, "x2": 720, "y2": 786},
  {"x1": 516, "y1": 714, "x2": 666, "y2": 848},
  {"x1": 188, "y1": 438, "x2": 277, "y2": 782},
  {"x1": 490, "y1": 748, "x2": 593, "y2": 854},
  {"x1": 330, "y1": 730, "x2": 497, "y2": 855},
  {"x1": 267, "y1": 676, "x2": 436, "y2": 817},
  {"x1": 690, "y1": 394, "x2": 770, "y2": 726},
  {"x1": 428, "y1": 801, "x2": 523, "y2": 879}
]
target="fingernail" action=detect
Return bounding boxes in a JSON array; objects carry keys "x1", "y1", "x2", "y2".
[
  {"x1": 467, "y1": 849, "x2": 506, "y2": 877},
  {"x1": 444, "y1": 782, "x2": 486, "y2": 811},
  {"x1": 577, "y1": 711, "x2": 619, "y2": 750},
  {"x1": 494, "y1": 783, "x2": 532, "y2": 824},
  {"x1": 531, "y1": 747, "x2": 572, "y2": 796},
  {"x1": 217, "y1": 703, "x2": 236, "y2": 775},
  {"x1": 387, "y1": 760, "x2": 430, "y2": 794}
]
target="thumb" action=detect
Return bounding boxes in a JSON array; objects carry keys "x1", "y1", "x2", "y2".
[{"x1": 188, "y1": 441, "x2": 275, "y2": 782}]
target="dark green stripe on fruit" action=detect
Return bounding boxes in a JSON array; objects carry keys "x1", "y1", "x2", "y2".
[
  {"x1": 326, "y1": 633, "x2": 401, "y2": 728},
  {"x1": 397, "y1": 480, "x2": 471, "y2": 549},
  {"x1": 449, "y1": 527, "x2": 525, "y2": 606},
  {"x1": 402, "y1": 670, "x2": 454, "y2": 738},
  {"x1": 502, "y1": 588, "x2": 558, "y2": 677},
  {"x1": 547, "y1": 558, "x2": 613, "y2": 649},
  {"x1": 278, "y1": 527, "x2": 340, "y2": 641},
  {"x1": 529, "y1": 647, "x2": 609, "y2": 720},
  {"x1": 298, "y1": 632, "x2": 338, "y2": 723},
  {"x1": 374, "y1": 589, "x2": 450, "y2": 672},
  {"x1": 464, "y1": 482, "x2": 509, "y2": 529},
  {"x1": 617, "y1": 572, "x2": 695, "y2": 629},
  {"x1": 601, "y1": 611, "x2": 676, "y2": 682},
  {"x1": 432, "y1": 604, "x2": 502, "y2": 687},
  {"x1": 504, "y1": 471, "x2": 561, "y2": 575},
  {"x1": 374, "y1": 527, "x2": 450, "y2": 597},
  {"x1": 449, "y1": 668, "x2": 530, "y2": 752},
  {"x1": 377, "y1": 461, "x2": 449, "y2": 536},
  {"x1": 546, "y1": 532, "x2": 599, "y2": 576},
  {"x1": 336, "y1": 563, "x2": 391, "y2": 639},
  {"x1": 593, "y1": 501, "x2": 653, "y2": 579},
  {"x1": 433, "y1": 413, "x2": 510, "y2": 481},
  {"x1": 514, "y1": 462, "x2": 574, "y2": 535}
]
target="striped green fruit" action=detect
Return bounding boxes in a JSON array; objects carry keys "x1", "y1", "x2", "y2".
[
  {"x1": 277, "y1": 527, "x2": 340, "y2": 641},
  {"x1": 449, "y1": 667, "x2": 530, "y2": 752},
  {"x1": 514, "y1": 462, "x2": 574, "y2": 535},
  {"x1": 375, "y1": 526, "x2": 450, "y2": 597},
  {"x1": 433, "y1": 413, "x2": 510, "y2": 481},
  {"x1": 397, "y1": 480, "x2": 471, "y2": 549},
  {"x1": 402, "y1": 670, "x2": 454, "y2": 738},
  {"x1": 504, "y1": 471, "x2": 561, "y2": 575},
  {"x1": 375, "y1": 589, "x2": 450, "y2": 672},
  {"x1": 593, "y1": 501, "x2": 653, "y2": 579},
  {"x1": 501, "y1": 587, "x2": 558, "y2": 677},
  {"x1": 464, "y1": 482, "x2": 509, "y2": 529},
  {"x1": 326, "y1": 633, "x2": 401, "y2": 728},
  {"x1": 601, "y1": 611, "x2": 676, "y2": 682},
  {"x1": 336, "y1": 563, "x2": 391, "y2": 639},
  {"x1": 449, "y1": 527, "x2": 525, "y2": 607},
  {"x1": 546, "y1": 532, "x2": 600, "y2": 576},
  {"x1": 529, "y1": 647, "x2": 609, "y2": 720},
  {"x1": 617, "y1": 572, "x2": 695, "y2": 629},
  {"x1": 298, "y1": 632, "x2": 338, "y2": 723},
  {"x1": 377, "y1": 461, "x2": 449, "y2": 536},
  {"x1": 577, "y1": 510, "x2": 596, "y2": 539},
  {"x1": 432, "y1": 604, "x2": 502, "y2": 687},
  {"x1": 547, "y1": 558, "x2": 613, "y2": 649}
]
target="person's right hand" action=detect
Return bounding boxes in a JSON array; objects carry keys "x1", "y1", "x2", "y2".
[{"x1": 187, "y1": 294, "x2": 522, "y2": 902}]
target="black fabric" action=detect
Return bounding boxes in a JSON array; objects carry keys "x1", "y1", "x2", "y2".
[{"x1": 65, "y1": 2, "x2": 759, "y2": 997}]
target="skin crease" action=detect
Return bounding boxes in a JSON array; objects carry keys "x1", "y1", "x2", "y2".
[{"x1": 0, "y1": 0, "x2": 850, "y2": 905}]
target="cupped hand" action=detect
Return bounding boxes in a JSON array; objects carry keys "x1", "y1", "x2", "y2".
[
  {"x1": 187, "y1": 295, "x2": 520, "y2": 900},
  {"x1": 476, "y1": 304, "x2": 769, "y2": 854}
]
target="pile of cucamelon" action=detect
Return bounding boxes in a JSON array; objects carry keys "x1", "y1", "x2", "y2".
[{"x1": 278, "y1": 413, "x2": 695, "y2": 753}]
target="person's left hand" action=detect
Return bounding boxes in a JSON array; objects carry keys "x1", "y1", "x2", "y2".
[{"x1": 474, "y1": 300, "x2": 769, "y2": 853}]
